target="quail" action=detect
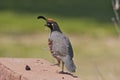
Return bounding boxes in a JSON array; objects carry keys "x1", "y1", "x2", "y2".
[{"x1": 37, "y1": 16, "x2": 76, "y2": 73}]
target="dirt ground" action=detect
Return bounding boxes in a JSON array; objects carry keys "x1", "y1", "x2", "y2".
[{"x1": 0, "y1": 58, "x2": 79, "y2": 80}]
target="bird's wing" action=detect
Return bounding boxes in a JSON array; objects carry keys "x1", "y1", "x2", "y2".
[
  {"x1": 64, "y1": 36, "x2": 74, "y2": 58},
  {"x1": 50, "y1": 31, "x2": 73, "y2": 58}
]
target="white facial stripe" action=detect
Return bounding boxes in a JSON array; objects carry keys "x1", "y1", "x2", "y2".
[{"x1": 52, "y1": 23, "x2": 54, "y2": 29}]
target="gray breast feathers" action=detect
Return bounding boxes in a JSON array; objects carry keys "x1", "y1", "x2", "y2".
[{"x1": 49, "y1": 31, "x2": 73, "y2": 58}]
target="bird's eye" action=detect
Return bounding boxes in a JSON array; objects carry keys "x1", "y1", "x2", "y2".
[{"x1": 51, "y1": 23, "x2": 54, "y2": 26}]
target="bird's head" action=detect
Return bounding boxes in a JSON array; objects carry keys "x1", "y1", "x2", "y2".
[{"x1": 37, "y1": 16, "x2": 62, "y2": 32}]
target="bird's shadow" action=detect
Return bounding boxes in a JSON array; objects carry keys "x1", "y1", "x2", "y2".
[{"x1": 58, "y1": 71, "x2": 78, "y2": 78}]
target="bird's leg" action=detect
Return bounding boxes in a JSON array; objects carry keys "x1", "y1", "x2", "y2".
[
  {"x1": 62, "y1": 61, "x2": 64, "y2": 72},
  {"x1": 52, "y1": 59, "x2": 60, "y2": 66},
  {"x1": 59, "y1": 61, "x2": 65, "y2": 74},
  {"x1": 51, "y1": 58, "x2": 60, "y2": 66},
  {"x1": 54, "y1": 59, "x2": 60, "y2": 66},
  {"x1": 57, "y1": 60, "x2": 60, "y2": 66}
]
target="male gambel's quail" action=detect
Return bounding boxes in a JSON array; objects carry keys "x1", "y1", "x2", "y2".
[{"x1": 37, "y1": 16, "x2": 76, "y2": 73}]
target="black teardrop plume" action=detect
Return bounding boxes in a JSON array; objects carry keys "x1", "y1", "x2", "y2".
[{"x1": 37, "y1": 16, "x2": 47, "y2": 21}]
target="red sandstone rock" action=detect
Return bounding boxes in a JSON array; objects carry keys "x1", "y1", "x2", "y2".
[{"x1": 0, "y1": 58, "x2": 79, "y2": 80}]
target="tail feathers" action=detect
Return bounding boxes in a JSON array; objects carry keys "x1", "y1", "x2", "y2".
[{"x1": 61, "y1": 55, "x2": 76, "y2": 72}]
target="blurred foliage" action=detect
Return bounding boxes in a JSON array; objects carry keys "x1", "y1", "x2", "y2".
[
  {"x1": 0, "y1": 11, "x2": 116, "y2": 37},
  {"x1": 0, "y1": 0, "x2": 113, "y2": 22},
  {"x1": 0, "y1": 0, "x2": 116, "y2": 36},
  {"x1": 0, "y1": 0, "x2": 117, "y2": 36}
]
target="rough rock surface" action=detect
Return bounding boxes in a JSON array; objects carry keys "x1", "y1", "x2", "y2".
[{"x1": 0, "y1": 58, "x2": 79, "y2": 80}]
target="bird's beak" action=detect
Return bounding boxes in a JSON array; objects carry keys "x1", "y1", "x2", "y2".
[{"x1": 44, "y1": 24, "x2": 48, "y2": 26}]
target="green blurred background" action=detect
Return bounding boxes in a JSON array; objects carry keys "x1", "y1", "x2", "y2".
[{"x1": 0, "y1": 0, "x2": 120, "y2": 80}]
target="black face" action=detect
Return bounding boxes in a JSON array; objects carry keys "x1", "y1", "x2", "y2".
[
  {"x1": 45, "y1": 21, "x2": 56, "y2": 31},
  {"x1": 45, "y1": 21, "x2": 62, "y2": 32},
  {"x1": 46, "y1": 22, "x2": 53, "y2": 28}
]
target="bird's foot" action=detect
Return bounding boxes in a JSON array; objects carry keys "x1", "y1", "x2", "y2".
[
  {"x1": 58, "y1": 71, "x2": 78, "y2": 78},
  {"x1": 59, "y1": 71, "x2": 65, "y2": 74}
]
